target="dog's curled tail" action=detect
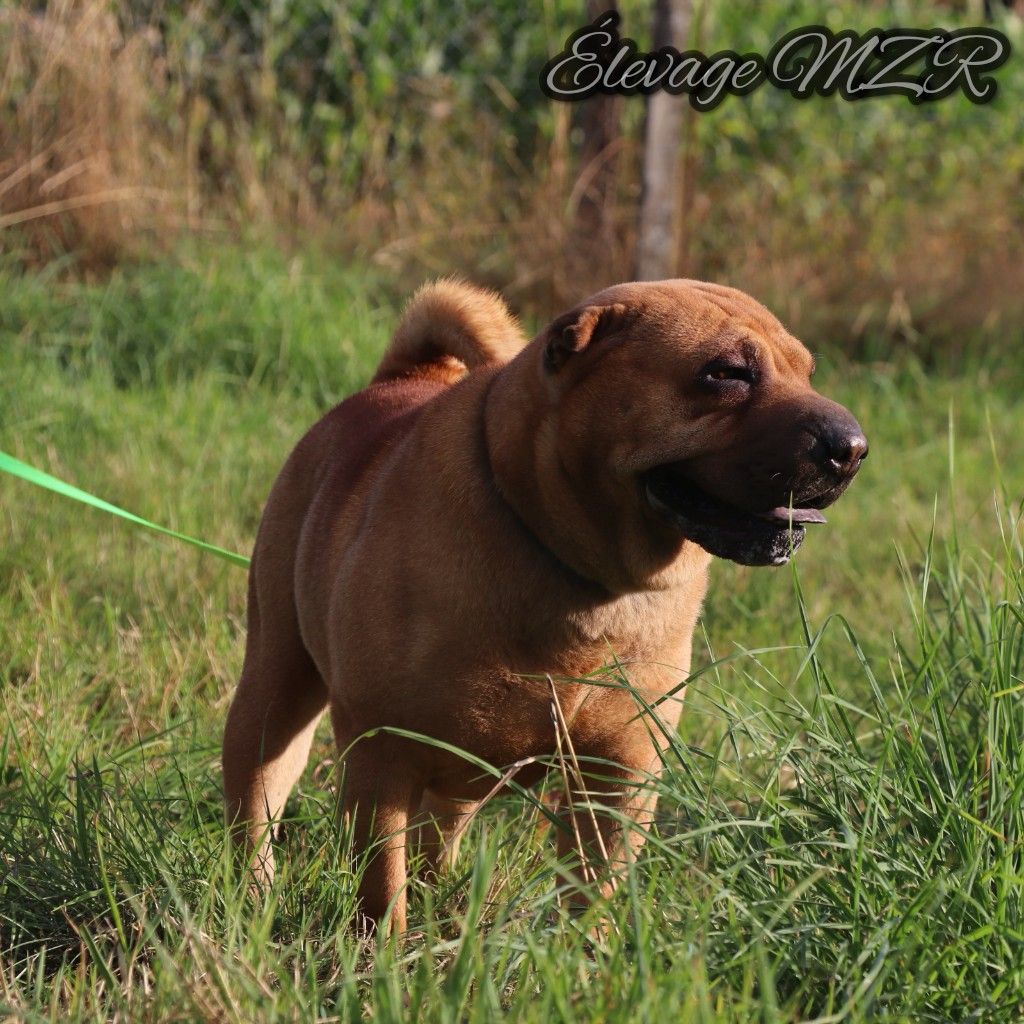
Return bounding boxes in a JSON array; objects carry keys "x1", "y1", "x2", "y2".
[{"x1": 373, "y1": 279, "x2": 525, "y2": 382}]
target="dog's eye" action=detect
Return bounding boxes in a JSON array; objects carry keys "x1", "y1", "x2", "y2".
[{"x1": 699, "y1": 360, "x2": 755, "y2": 390}]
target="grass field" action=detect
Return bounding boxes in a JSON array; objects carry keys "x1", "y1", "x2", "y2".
[{"x1": 2, "y1": 246, "x2": 1024, "y2": 1021}]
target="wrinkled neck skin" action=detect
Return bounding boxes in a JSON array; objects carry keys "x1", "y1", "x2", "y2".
[{"x1": 483, "y1": 350, "x2": 713, "y2": 597}]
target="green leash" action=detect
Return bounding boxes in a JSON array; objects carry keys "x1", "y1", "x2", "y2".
[{"x1": 0, "y1": 450, "x2": 251, "y2": 569}]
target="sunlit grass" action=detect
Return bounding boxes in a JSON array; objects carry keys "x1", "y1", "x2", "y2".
[{"x1": 1, "y1": 246, "x2": 1022, "y2": 1021}]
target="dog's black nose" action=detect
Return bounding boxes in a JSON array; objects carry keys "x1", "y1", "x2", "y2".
[{"x1": 817, "y1": 420, "x2": 868, "y2": 478}]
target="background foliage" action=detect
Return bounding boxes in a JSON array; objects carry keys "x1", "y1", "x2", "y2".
[
  {"x1": 2, "y1": 1, "x2": 1024, "y2": 1020},
  {"x1": 2, "y1": 0, "x2": 1022, "y2": 351}
]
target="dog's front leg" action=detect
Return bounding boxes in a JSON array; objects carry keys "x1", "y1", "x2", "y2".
[{"x1": 554, "y1": 750, "x2": 663, "y2": 913}]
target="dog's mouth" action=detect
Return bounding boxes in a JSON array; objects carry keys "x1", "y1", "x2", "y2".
[{"x1": 643, "y1": 462, "x2": 828, "y2": 567}]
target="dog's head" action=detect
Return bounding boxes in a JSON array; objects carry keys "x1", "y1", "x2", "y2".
[{"x1": 509, "y1": 280, "x2": 866, "y2": 581}]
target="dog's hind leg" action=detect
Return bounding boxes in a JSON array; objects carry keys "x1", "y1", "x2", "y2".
[
  {"x1": 411, "y1": 791, "x2": 479, "y2": 878},
  {"x1": 223, "y1": 570, "x2": 328, "y2": 885}
]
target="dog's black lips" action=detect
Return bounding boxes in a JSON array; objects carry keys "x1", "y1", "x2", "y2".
[{"x1": 643, "y1": 463, "x2": 827, "y2": 567}]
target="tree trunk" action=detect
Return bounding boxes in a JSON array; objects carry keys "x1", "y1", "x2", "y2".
[
  {"x1": 574, "y1": 0, "x2": 622, "y2": 247},
  {"x1": 635, "y1": 0, "x2": 691, "y2": 281}
]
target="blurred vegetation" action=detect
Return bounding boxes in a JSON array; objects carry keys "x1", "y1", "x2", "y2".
[{"x1": 1, "y1": 0, "x2": 1022, "y2": 354}]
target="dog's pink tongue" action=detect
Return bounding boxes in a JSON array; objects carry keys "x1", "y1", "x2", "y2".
[{"x1": 758, "y1": 506, "x2": 827, "y2": 525}]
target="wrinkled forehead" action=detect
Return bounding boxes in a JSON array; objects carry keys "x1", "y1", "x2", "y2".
[{"x1": 588, "y1": 279, "x2": 814, "y2": 376}]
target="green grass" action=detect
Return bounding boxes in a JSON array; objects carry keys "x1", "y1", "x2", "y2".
[{"x1": 1, "y1": 246, "x2": 1023, "y2": 1021}]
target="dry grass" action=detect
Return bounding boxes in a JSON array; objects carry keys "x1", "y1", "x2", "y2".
[
  {"x1": 695, "y1": 176, "x2": 1024, "y2": 358},
  {"x1": 1, "y1": 0, "x2": 1022, "y2": 351},
  {"x1": 0, "y1": 1, "x2": 183, "y2": 267},
  {"x1": 0, "y1": 0, "x2": 637, "y2": 299}
]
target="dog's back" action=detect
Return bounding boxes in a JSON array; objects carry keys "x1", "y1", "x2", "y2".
[
  {"x1": 223, "y1": 282, "x2": 525, "y2": 885},
  {"x1": 270, "y1": 279, "x2": 524, "y2": 597},
  {"x1": 273, "y1": 278, "x2": 526, "y2": 546}
]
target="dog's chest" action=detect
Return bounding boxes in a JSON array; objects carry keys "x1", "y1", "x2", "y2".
[{"x1": 565, "y1": 588, "x2": 693, "y2": 655}]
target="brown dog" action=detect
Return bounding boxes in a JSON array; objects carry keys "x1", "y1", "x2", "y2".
[{"x1": 222, "y1": 278, "x2": 867, "y2": 932}]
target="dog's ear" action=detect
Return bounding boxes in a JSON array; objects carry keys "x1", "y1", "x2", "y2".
[{"x1": 543, "y1": 303, "x2": 627, "y2": 372}]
